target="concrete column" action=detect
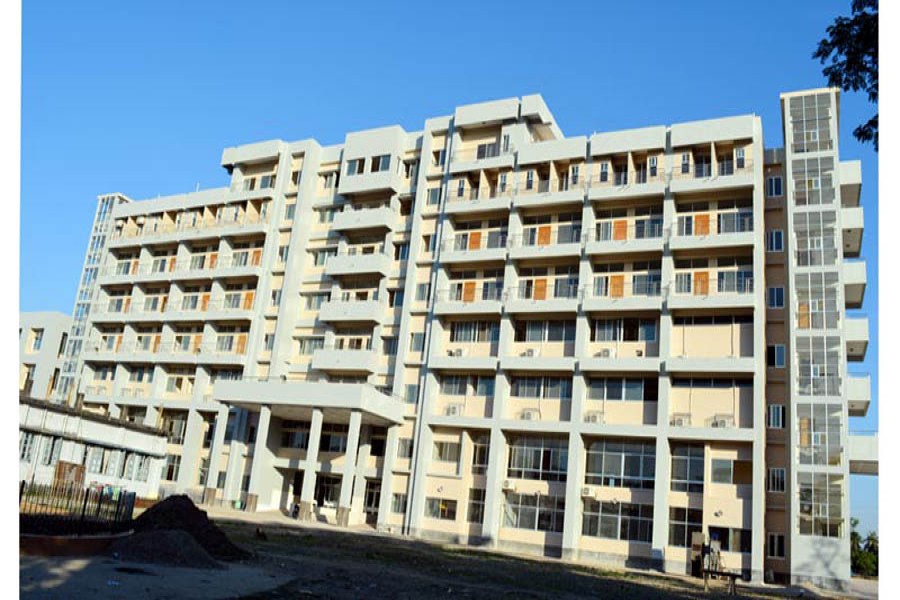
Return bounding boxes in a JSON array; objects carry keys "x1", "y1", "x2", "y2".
[
  {"x1": 176, "y1": 408, "x2": 205, "y2": 491},
  {"x1": 561, "y1": 430, "x2": 586, "y2": 560},
  {"x1": 223, "y1": 410, "x2": 249, "y2": 505},
  {"x1": 651, "y1": 429, "x2": 672, "y2": 569},
  {"x1": 299, "y1": 408, "x2": 324, "y2": 520},
  {"x1": 246, "y1": 405, "x2": 273, "y2": 512},
  {"x1": 203, "y1": 405, "x2": 230, "y2": 503},
  {"x1": 376, "y1": 423, "x2": 400, "y2": 531},
  {"x1": 479, "y1": 427, "x2": 506, "y2": 545},
  {"x1": 336, "y1": 410, "x2": 362, "y2": 526},
  {"x1": 349, "y1": 428, "x2": 372, "y2": 526}
]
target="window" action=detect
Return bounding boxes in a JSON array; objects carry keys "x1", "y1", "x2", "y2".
[
  {"x1": 433, "y1": 441, "x2": 460, "y2": 463},
  {"x1": 317, "y1": 208, "x2": 336, "y2": 223},
  {"x1": 582, "y1": 500, "x2": 652, "y2": 543},
  {"x1": 415, "y1": 282, "x2": 431, "y2": 303},
  {"x1": 467, "y1": 489, "x2": 486, "y2": 524},
  {"x1": 768, "y1": 468, "x2": 786, "y2": 493},
  {"x1": 284, "y1": 203, "x2": 296, "y2": 220},
  {"x1": 472, "y1": 435, "x2": 489, "y2": 475},
  {"x1": 398, "y1": 438, "x2": 414, "y2": 459},
  {"x1": 278, "y1": 245, "x2": 289, "y2": 263},
  {"x1": 312, "y1": 248, "x2": 337, "y2": 266},
  {"x1": 587, "y1": 378, "x2": 658, "y2": 402},
  {"x1": 507, "y1": 436, "x2": 568, "y2": 482},
  {"x1": 409, "y1": 332, "x2": 425, "y2": 353},
  {"x1": 503, "y1": 493, "x2": 565, "y2": 532},
  {"x1": 19, "y1": 432, "x2": 36, "y2": 462},
  {"x1": 404, "y1": 383, "x2": 418, "y2": 404},
  {"x1": 585, "y1": 440, "x2": 656, "y2": 489},
  {"x1": 425, "y1": 497, "x2": 457, "y2": 520},
  {"x1": 264, "y1": 334, "x2": 275, "y2": 351},
  {"x1": 735, "y1": 147, "x2": 745, "y2": 169},
  {"x1": 270, "y1": 289, "x2": 282, "y2": 307},
  {"x1": 767, "y1": 533, "x2": 786, "y2": 559},
  {"x1": 648, "y1": 156, "x2": 657, "y2": 177},
  {"x1": 670, "y1": 445, "x2": 704, "y2": 493},
  {"x1": 766, "y1": 176, "x2": 784, "y2": 197},
  {"x1": 668, "y1": 507, "x2": 702, "y2": 548},
  {"x1": 319, "y1": 424, "x2": 349, "y2": 453},
  {"x1": 305, "y1": 293, "x2": 328, "y2": 310},
  {"x1": 767, "y1": 344, "x2": 786, "y2": 368},
  {"x1": 31, "y1": 329, "x2": 44, "y2": 352},
  {"x1": 711, "y1": 459, "x2": 752, "y2": 485},
  {"x1": 427, "y1": 188, "x2": 442, "y2": 205},
  {"x1": 392, "y1": 493, "x2": 408, "y2": 514},
  {"x1": 298, "y1": 337, "x2": 324, "y2": 355},
  {"x1": 709, "y1": 527, "x2": 752, "y2": 553},
  {"x1": 388, "y1": 289, "x2": 404, "y2": 308},
  {"x1": 711, "y1": 459, "x2": 733, "y2": 484},
  {"x1": 456, "y1": 179, "x2": 465, "y2": 198},
  {"x1": 510, "y1": 376, "x2": 573, "y2": 400},
  {"x1": 346, "y1": 158, "x2": 364, "y2": 175},
  {"x1": 767, "y1": 286, "x2": 785, "y2": 309},
  {"x1": 681, "y1": 153, "x2": 690, "y2": 174},
  {"x1": 767, "y1": 405, "x2": 785, "y2": 429},
  {"x1": 164, "y1": 454, "x2": 181, "y2": 481},
  {"x1": 394, "y1": 242, "x2": 409, "y2": 261},
  {"x1": 766, "y1": 230, "x2": 784, "y2": 252},
  {"x1": 600, "y1": 162, "x2": 609, "y2": 182},
  {"x1": 371, "y1": 154, "x2": 391, "y2": 172}
]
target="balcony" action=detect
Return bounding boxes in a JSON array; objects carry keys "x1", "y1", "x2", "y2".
[
  {"x1": 508, "y1": 226, "x2": 583, "y2": 260},
  {"x1": 848, "y1": 433, "x2": 878, "y2": 476},
  {"x1": 512, "y1": 177, "x2": 587, "y2": 209},
  {"x1": 108, "y1": 212, "x2": 270, "y2": 248},
  {"x1": 587, "y1": 168, "x2": 668, "y2": 202},
  {"x1": 843, "y1": 260, "x2": 867, "y2": 309},
  {"x1": 311, "y1": 346, "x2": 378, "y2": 375},
  {"x1": 581, "y1": 341, "x2": 662, "y2": 373},
  {"x1": 332, "y1": 205, "x2": 395, "y2": 233},
  {"x1": 318, "y1": 296, "x2": 387, "y2": 325},
  {"x1": 586, "y1": 220, "x2": 664, "y2": 256},
  {"x1": 440, "y1": 231, "x2": 508, "y2": 264},
  {"x1": 505, "y1": 280, "x2": 580, "y2": 314},
  {"x1": 434, "y1": 284, "x2": 504, "y2": 316},
  {"x1": 670, "y1": 212, "x2": 755, "y2": 251},
  {"x1": 668, "y1": 274, "x2": 755, "y2": 310},
  {"x1": 840, "y1": 160, "x2": 862, "y2": 207},
  {"x1": 841, "y1": 206, "x2": 864, "y2": 258},
  {"x1": 429, "y1": 344, "x2": 499, "y2": 372},
  {"x1": 847, "y1": 373, "x2": 871, "y2": 417},
  {"x1": 324, "y1": 250, "x2": 392, "y2": 277},
  {"x1": 444, "y1": 186, "x2": 513, "y2": 215},
  {"x1": 501, "y1": 344, "x2": 576, "y2": 373},
  {"x1": 449, "y1": 143, "x2": 514, "y2": 174},
  {"x1": 582, "y1": 279, "x2": 663, "y2": 312},
  {"x1": 669, "y1": 158, "x2": 754, "y2": 194},
  {"x1": 845, "y1": 316, "x2": 869, "y2": 361}
]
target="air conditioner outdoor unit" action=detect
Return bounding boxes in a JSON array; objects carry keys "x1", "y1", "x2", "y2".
[
  {"x1": 596, "y1": 348, "x2": 611, "y2": 358},
  {"x1": 580, "y1": 486, "x2": 594, "y2": 498},
  {"x1": 502, "y1": 479, "x2": 516, "y2": 491},
  {"x1": 635, "y1": 349, "x2": 644, "y2": 357},
  {"x1": 522, "y1": 348, "x2": 539, "y2": 358},
  {"x1": 446, "y1": 404, "x2": 463, "y2": 417},
  {"x1": 671, "y1": 416, "x2": 688, "y2": 427},
  {"x1": 584, "y1": 412, "x2": 604, "y2": 424},
  {"x1": 521, "y1": 409, "x2": 539, "y2": 421},
  {"x1": 450, "y1": 348, "x2": 465, "y2": 358},
  {"x1": 711, "y1": 418, "x2": 729, "y2": 428}
]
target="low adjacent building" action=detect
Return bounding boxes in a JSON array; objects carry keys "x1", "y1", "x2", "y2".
[{"x1": 19, "y1": 312, "x2": 69, "y2": 399}]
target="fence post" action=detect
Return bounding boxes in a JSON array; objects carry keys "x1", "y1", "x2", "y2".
[{"x1": 79, "y1": 489, "x2": 89, "y2": 536}]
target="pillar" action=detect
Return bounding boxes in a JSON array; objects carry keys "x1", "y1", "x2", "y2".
[{"x1": 336, "y1": 410, "x2": 362, "y2": 526}]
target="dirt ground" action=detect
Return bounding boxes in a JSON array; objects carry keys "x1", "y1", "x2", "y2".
[{"x1": 214, "y1": 516, "x2": 800, "y2": 600}]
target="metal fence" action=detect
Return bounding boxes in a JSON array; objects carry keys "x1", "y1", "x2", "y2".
[{"x1": 19, "y1": 480, "x2": 136, "y2": 536}]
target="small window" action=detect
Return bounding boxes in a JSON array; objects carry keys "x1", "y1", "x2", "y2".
[
  {"x1": 767, "y1": 533, "x2": 785, "y2": 558},
  {"x1": 767, "y1": 404, "x2": 785, "y2": 429},
  {"x1": 767, "y1": 287, "x2": 784, "y2": 309},
  {"x1": 600, "y1": 163, "x2": 609, "y2": 182},
  {"x1": 768, "y1": 468, "x2": 786, "y2": 493},
  {"x1": 711, "y1": 459, "x2": 734, "y2": 484},
  {"x1": 278, "y1": 245, "x2": 289, "y2": 263},
  {"x1": 394, "y1": 243, "x2": 409, "y2": 261},
  {"x1": 735, "y1": 147, "x2": 745, "y2": 169},
  {"x1": 767, "y1": 344, "x2": 786, "y2": 368},
  {"x1": 409, "y1": 332, "x2": 425, "y2": 352},
  {"x1": 766, "y1": 176, "x2": 784, "y2": 197},
  {"x1": 681, "y1": 153, "x2": 690, "y2": 174},
  {"x1": 766, "y1": 230, "x2": 784, "y2": 252}
]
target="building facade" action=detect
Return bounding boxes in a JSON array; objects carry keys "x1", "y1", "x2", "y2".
[
  {"x1": 19, "y1": 311, "x2": 70, "y2": 399},
  {"x1": 64, "y1": 89, "x2": 873, "y2": 588}
]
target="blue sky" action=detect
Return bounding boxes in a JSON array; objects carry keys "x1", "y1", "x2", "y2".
[{"x1": 21, "y1": 1, "x2": 878, "y2": 533}]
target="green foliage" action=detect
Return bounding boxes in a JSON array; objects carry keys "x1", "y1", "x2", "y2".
[
  {"x1": 850, "y1": 517, "x2": 879, "y2": 577},
  {"x1": 813, "y1": 0, "x2": 878, "y2": 150}
]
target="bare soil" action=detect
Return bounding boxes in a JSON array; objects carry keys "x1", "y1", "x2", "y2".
[{"x1": 216, "y1": 519, "x2": 805, "y2": 600}]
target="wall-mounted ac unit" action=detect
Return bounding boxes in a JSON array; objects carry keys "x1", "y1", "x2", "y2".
[
  {"x1": 522, "y1": 348, "x2": 540, "y2": 358},
  {"x1": 671, "y1": 416, "x2": 689, "y2": 427},
  {"x1": 446, "y1": 404, "x2": 464, "y2": 417},
  {"x1": 521, "y1": 409, "x2": 539, "y2": 421},
  {"x1": 635, "y1": 349, "x2": 644, "y2": 357},
  {"x1": 711, "y1": 418, "x2": 729, "y2": 428},
  {"x1": 502, "y1": 479, "x2": 516, "y2": 491},
  {"x1": 596, "y1": 348, "x2": 611, "y2": 358},
  {"x1": 584, "y1": 412, "x2": 604, "y2": 424},
  {"x1": 451, "y1": 348, "x2": 465, "y2": 358},
  {"x1": 580, "y1": 486, "x2": 594, "y2": 498}
]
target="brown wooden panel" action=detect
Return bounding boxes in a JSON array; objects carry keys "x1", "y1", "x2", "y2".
[
  {"x1": 534, "y1": 278, "x2": 547, "y2": 300},
  {"x1": 251, "y1": 249, "x2": 262, "y2": 266},
  {"x1": 537, "y1": 225, "x2": 552, "y2": 246},
  {"x1": 695, "y1": 214, "x2": 710, "y2": 236},
  {"x1": 209, "y1": 253, "x2": 218, "y2": 269},
  {"x1": 694, "y1": 271, "x2": 709, "y2": 295},
  {"x1": 613, "y1": 220, "x2": 628, "y2": 241},
  {"x1": 201, "y1": 293, "x2": 210, "y2": 311},
  {"x1": 610, "y1": 275, "x2": 625, "y2": 298},
  {"x1": 463, "y1": 281, "x2": 476, "y2": 303},
  {"x1": 236, "y1": 334, "x2": 247, "y2": 354},
  {"x1": 243, "y1": 291, "x2": 255, "y2": 310},
  {"x1": 798, "y1": 302, "x2": 810, "y2": 329},
  {"x1": 469, "y1": 231, "x2": 482, "y2": 250}
]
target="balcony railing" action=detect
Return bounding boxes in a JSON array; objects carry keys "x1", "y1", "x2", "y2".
[
  {"x1": 589, "y1": 168, "x2": 667, "y2": 188},
  {"x1": 437, "y1": 283, "x2": 505, "y2": 303},
  {"x1": 591, "y1": 220, "x2": 664, "y2": 242},
  {"x1": 513, "y1": 225, "x2": 583, "y2": 247},
  {"x1": 446, "y1": 185, "x2": 513, "y2": 203},
  {"x1": 589, "y1": 277, "x2": 662, "y2": 298},
  {"x1": 450, "y1": 143, "x2": 510, "y2": 163},
  {"x1": 443, "y1": 231, "x2": 508, "y2": 252},
  {"x1": 674, "y1": 212, "x2": 753, "y2": 237},
  {"x1": 670, "y1": 158, "x2": 754, "y2": 181},
  {"x1": 510, "y1": 280, "x2": 581, "y2": 301},
  {"x1": 671, "y1": 273, "x2": 754, "y2": 296},
  {"x1": 110, "y1": 212, "x2": 269, "y2": 241}
]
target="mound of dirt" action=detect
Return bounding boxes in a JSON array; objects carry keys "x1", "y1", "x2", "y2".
[
  {"x1": 133, "y1": 495, "x2": 250, "y2": 561},
  {"x1": 107, "y1": 529, "x2": 223, "y2": 569}
]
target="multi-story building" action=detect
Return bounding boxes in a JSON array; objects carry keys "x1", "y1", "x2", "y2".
[
  {"x1": 64, "y1": 88, "x2": 874, "y2": 589},
  {"x1": 19, "y1": 311, "x2": 70, "y2": 399}
]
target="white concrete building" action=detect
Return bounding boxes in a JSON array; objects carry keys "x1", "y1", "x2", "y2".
[
  {"x1": 59, "y1": 88, "x2": 874, "y2": 589},
  {"x1": 19, "y1": 395, "x2": 166, "y2": 498},
  {"x1": 19, "y1": 312, "x2": 69, "y2": 399}
]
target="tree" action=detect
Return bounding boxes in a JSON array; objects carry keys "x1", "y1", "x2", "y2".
[
  {"x1": 813, "y1": 0, "x2": 878, "y2": 150},
  {"x1": 849, "y1": 517, "x2": 879, "y2": 577}
]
